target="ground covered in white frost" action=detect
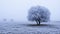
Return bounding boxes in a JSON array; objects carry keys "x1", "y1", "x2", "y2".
[{"x1": 0, "y1": 21, "x2": 60, "y2": 34}]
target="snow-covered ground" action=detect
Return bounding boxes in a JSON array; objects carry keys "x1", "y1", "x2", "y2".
[{"x1": 0, "y1": 21, "x2": 60, "y2": 34}]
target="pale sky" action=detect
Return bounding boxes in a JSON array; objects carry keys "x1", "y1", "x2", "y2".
[{"x1": 0, "y1": 0, "x2": 60, "y2": 22}]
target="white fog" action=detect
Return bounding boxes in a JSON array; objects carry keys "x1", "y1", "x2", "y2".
[
  {"x1": 0, "y1": 0, "x2": 60, "y2": 34},
  {"x1": 0, "y1": 0, "x2": 60, "y2": 22}
]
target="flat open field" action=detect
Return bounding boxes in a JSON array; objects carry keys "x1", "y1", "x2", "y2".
[{"x1": 0, "y1": 21, "x2": 60, "y2": 34}]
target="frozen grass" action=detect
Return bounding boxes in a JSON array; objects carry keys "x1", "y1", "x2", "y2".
[{"x1": 0, "y1": 21, "x2": 60, "y2": 34}]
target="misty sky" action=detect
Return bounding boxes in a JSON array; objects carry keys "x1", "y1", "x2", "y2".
[{"x1": 0, "y1": 0, "x2": 60, "y2": 22}]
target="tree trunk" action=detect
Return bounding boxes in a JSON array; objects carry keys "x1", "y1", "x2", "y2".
[
  {"x1": 36, "y1": 20, "x2": 40, "y2": 25},
  {"x1": 38, "y1": 21, "x2": 40, "y2": 25},
  {"x1": 36, "y1": 21, "x2": 39, "y2": 25}
]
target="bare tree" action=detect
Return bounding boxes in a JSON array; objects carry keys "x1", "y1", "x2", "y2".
[{"x1": 27, "y1": 6, "x2": 50, "y2": 25}]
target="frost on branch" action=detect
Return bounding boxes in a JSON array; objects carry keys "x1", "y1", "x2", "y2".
[{"x1": 27, "y1": 6, "x2": 50, "y2": 25}]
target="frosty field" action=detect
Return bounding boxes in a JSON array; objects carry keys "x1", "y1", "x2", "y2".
[{"x1": 0, "y1": 21, "x2": 60, "y2": 34}]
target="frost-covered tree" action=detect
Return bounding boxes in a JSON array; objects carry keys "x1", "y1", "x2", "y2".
[{"x1": 27, "y1": 6, "x2": 50, "y2": 25}]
